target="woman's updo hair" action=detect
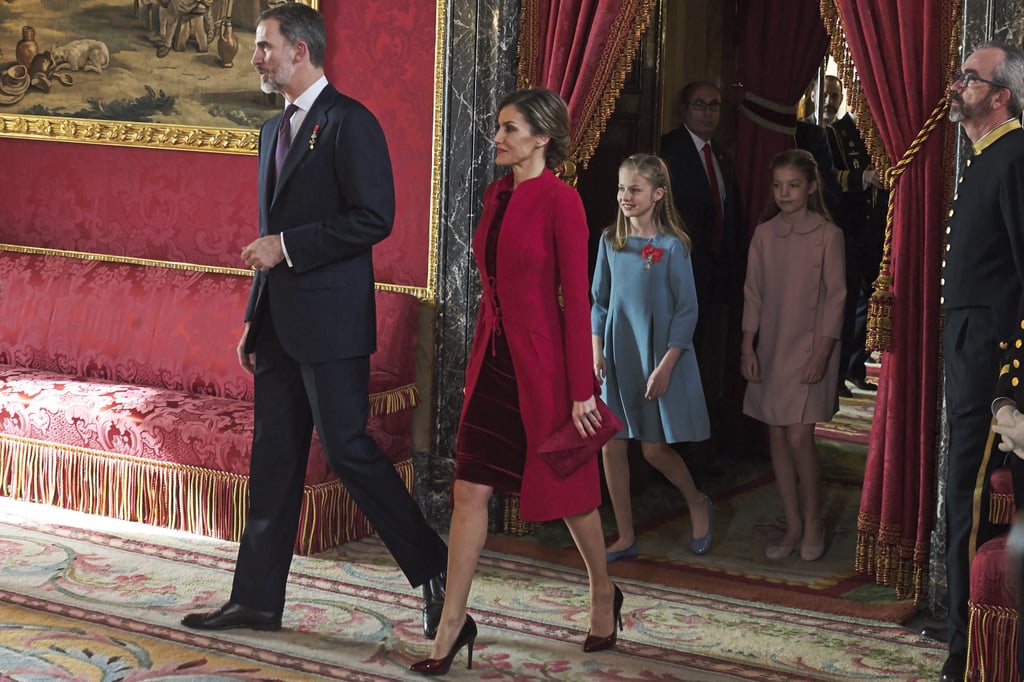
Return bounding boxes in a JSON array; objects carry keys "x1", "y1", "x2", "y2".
[{"x1": 498, "y1": 88, "x2": 570, "y2": 169}]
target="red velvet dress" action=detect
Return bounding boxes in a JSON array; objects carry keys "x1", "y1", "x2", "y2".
[
  {"x1": 455, "y1": 170, "x2": 600, "y2": 522},
  {"x1": 455, "y1": 187, "x2": 527, "y2": 491}
]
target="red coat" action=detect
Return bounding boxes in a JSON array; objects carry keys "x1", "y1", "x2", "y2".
[{"x1": 461, "y1": 169, "x2": 600, "y2": 521}]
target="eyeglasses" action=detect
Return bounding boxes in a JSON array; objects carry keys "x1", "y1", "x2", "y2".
[
  {"x1": 952, "y1": 71, "x2": 1007, "y2": 90},
  {"x1": 688, "y1": 99, "x2": 721, "y2": 112}
]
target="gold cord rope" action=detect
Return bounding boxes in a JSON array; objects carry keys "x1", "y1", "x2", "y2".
[{"x1": 865, "y1": 95, "x2": 950, "y2": 352}]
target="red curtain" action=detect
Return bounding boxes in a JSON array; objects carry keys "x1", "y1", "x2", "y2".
[
  {"x1": 518, "y1": 0, "x2": 655, "y2": 167},
  {"x1": 733, "y1": 0, "x2": 829, "y2": 234},
  {"x1": 828, "y1": 0, "x2": 959, "y2": 601}
]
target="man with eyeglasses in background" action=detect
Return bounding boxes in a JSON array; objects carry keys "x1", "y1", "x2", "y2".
[
  {"x1": 939, "y1": 39, "x2": 1024, "y2": 682},
  {"x1": 660, "y1": 81, "x2": 740, "y2": 470}
]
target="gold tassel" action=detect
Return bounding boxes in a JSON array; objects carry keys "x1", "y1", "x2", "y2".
[
  {"x1": 866, "y1": 272, "x2": 894, "y2": 352},
  {"x1": 819, "y1": 1, "x2": 959, "y2": 354}
]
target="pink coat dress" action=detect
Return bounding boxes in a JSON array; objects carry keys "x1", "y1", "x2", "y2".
[{"x1": 741, "y1": 212, "x2": 846, "y2": 426}]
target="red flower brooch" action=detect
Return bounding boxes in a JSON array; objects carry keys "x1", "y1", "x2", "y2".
[{"x1": 640, "y1": 243, "x2": 664, "y2": 269}]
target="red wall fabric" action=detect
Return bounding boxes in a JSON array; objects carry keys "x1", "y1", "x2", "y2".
[{"x1": 0, "y1": 1, "x2": 436, "y2": 291}]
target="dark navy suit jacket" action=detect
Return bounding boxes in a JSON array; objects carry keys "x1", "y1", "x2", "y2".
[{"x1": 246, "y1": 84, "x2": 395, "y2": 363}]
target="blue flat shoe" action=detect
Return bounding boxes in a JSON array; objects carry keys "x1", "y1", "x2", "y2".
[
  {"x1": 690, "y1": 495, "x2": 713, "y2": 555},
  {"x1": 605, "y1": 542, "x2": 639, "y2": 563}
]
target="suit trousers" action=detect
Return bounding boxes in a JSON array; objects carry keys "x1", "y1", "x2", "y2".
[
  {"x1": 942, "y1": 307, "x2": 1005, "y2": 660},
  {"x1": 230, "y1": 312, "x2": 447, "y2": 613}
]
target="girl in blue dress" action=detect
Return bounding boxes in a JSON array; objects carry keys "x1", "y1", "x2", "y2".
[{"x1": 592, "y1": 153, "x2": 712, "y2": 561}]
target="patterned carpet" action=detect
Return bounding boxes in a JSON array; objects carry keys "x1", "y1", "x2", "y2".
[
  {"x1": 491, "y1": 365, "x2": 909, "y2": 622},
  {"x1": 0, "y1": 496, "x2": 944, "y2": 681}
]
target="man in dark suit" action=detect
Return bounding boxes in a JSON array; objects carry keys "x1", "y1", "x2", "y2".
[
  {"x1": 821, "y1": 76, "x2": 886, "y2": 396},
  {"x1": 182, "y1": 2, "x2": 448, "y2": 638},
  {"x1": 940, "y1": 40, "x2": 1024, "y2": 682},
  {"x1": 660, "y1": 81, "x2": 740, "y2": 452}
]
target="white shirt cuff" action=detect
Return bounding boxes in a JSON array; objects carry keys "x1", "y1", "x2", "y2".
[{"x1": 280, "y1": 233, "x2": 293, "y2": 268}]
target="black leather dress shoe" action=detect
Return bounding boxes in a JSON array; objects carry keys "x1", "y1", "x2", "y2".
[
  {"x1": 919, "y1": 625, "x2": 946, "y2": 642},
  {"x1": 838, "y1": 382, "x2": 854, "y2": 398},
  {"x1": 422, "y1": 571, "x2": 446, "y2": 639},
  {"x1": 181, "y1": 602, "x2": 282, "y2": 631},
  {"x1": 939, "y1": 653, "x2": 965, "y2": 681},
  {"x1": 850, "y1": 377, "x2": 878, "y2": 392}
]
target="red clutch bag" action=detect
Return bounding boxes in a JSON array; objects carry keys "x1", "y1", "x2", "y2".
[{"x1": 537, "y1": 398, "x2": 624, "y2": 479}]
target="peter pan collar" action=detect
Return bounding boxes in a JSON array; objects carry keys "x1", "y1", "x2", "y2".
[{"x1": 770, "y1": 212, "x2": 825, "y2": 237}]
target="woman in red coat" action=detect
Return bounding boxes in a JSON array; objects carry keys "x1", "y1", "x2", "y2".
[{"x1": 411, "y1": 88, "x2": 622, "y2": 675}]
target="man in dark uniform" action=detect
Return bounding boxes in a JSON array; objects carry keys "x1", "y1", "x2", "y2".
[
  {"x1": 992, "y1": 298, "x2": 1024, "y2": 675},
  {"x1": 821, "y1": 75, "x2": 886, "y2": 396},
  {"x1": 940, "y1": 40, "x2": 1024, "y2": 682}
]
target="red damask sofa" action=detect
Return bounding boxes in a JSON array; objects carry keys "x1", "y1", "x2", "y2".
[{"x1": 0, "y1": 245, "x2": 419, "y2": 555}]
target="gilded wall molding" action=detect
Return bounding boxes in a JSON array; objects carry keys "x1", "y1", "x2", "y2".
[{"x1": 0, "y1": 114, "x2": 259, "y2": 154}]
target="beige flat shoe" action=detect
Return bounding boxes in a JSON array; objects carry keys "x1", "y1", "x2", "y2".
[
  {"x1": 764, "y1": 542, "x2": 796, "y2": 560},
  {"x1": 800, "y1": 522, "x2": 826, "y2": 561}
]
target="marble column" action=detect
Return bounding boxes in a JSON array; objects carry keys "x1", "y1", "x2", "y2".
[
  {"x1": 413, "y1": 0, "x2": 520, "y2": 531},
  {"x1": 928, "y1": 0, "x2": 1024, "y2": 618}
]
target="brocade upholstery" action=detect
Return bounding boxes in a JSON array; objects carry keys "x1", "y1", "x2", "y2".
[
  {"x1": 967, "y1": 469, "x2": 1020, "y2": 682},
  {"x1": 970, "y1": 535, "x2": 1016, "y2": 610},
  {"x1": 0, "y1": 248, "x2": 419, "y2": 554}
]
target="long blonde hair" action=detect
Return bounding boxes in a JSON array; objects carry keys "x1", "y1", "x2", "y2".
[{"x1": 605, "y1": 154, "x2": 692, "y2": 252}]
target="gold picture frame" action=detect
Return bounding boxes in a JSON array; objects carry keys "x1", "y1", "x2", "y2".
[{"x1": 0, "y1": 0, "x2": 317, "y2": 154}]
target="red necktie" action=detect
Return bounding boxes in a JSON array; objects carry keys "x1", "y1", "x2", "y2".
[
  {"x1": 273, "y1": 103, "x2": 299, "y2": 188},
  {"x1": 702, "y1": 142, "x2": 724, "y2": 256}
]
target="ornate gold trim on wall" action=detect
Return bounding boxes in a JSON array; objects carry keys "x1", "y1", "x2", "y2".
[
  {"x1": 425, "y1": 0, "x2": 447, "y2": 305},
  {"x1": 0, "y1": 115, "x2": 260, "y2": 153}
]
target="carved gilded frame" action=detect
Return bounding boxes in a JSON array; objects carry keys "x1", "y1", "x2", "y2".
[{"x1": 0, "y1": 0, "x2": 317, "y2": 154}]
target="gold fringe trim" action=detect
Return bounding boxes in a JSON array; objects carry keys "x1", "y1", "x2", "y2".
[
  {"x1": 967, "y1": 601, "x2": 1020, "y2": 682},
  {"x1": 570, "y1": 0, "x2": 655, "y2": 169},
  {"x1": 502, "y1": 495, "x2": 538, "y2": 536},
  {"x1": 0, "y1": 434, "x2": 414, "y2": 555},
  {"x1": 0, "y1": 242, "x2": 432, "y2": 300},
  {"x1": 989, "y1": 491, "x2": 1015, "y2": 526},
  {"x1": 855, "y1": 511, "x2": 929, "y2": 603},
  {"x1": 517, "y1": 0, "x2": 656, "y2": 170},
  {"x1": 368, "y1": 383, "x2": 420, "y2": 416}
]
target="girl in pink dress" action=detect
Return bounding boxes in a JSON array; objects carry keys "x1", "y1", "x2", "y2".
[{"x1": 740, "y1": 150, "x2": 846, "y2": 562}]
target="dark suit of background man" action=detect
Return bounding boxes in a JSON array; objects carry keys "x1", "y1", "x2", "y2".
[
  {"x1": 182, "y1": 2, "x2": 448, "y2": 638},
  {"x1": 820, "y1": 75, "x2": 885, "y2": 397},
  {"x1": 939, "y1": 40, "x2": 1024, "y2": 682},
  {"x1": 660, "y1": 81, "x2": 741, "y2": 456}
]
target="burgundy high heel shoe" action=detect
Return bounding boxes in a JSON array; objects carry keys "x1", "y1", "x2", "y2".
[
  {"x1": 410, "y1": 614, "x2": 477, "y2": 676},
  {"x1": 582, "y1": 584, "x2": 623, "y2": 652}
]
